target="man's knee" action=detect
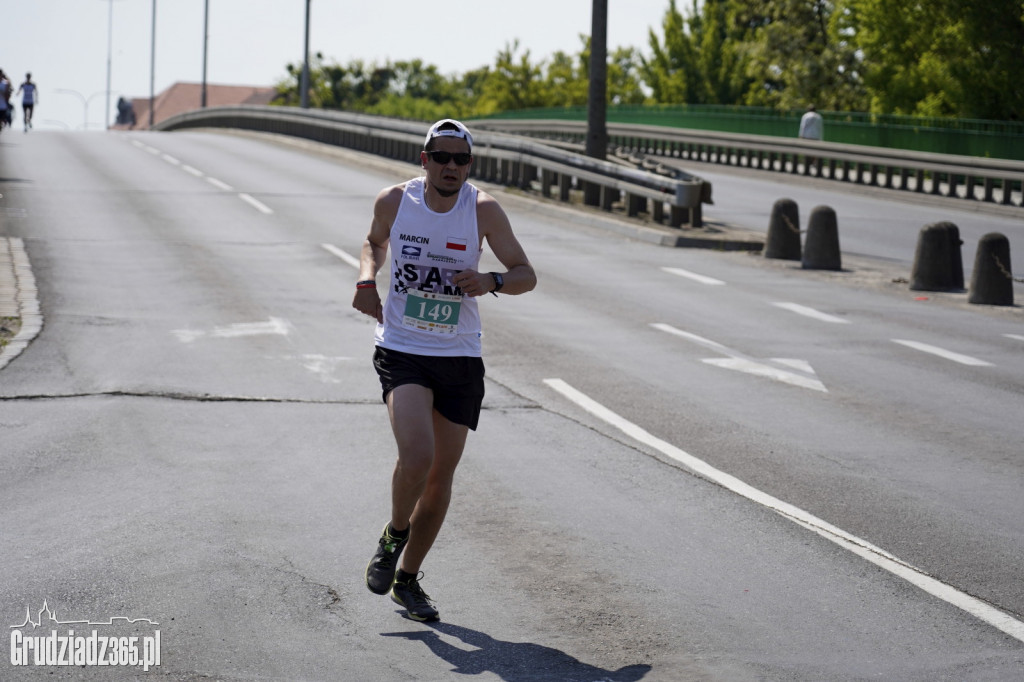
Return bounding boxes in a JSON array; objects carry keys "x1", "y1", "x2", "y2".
[{"x1": 395, "y1": 446, "x2": 434, "y2": 482}]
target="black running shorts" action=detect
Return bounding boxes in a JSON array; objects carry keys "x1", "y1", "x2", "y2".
[{"x1": 373, "y1": 346, "x2": 485, "y2": 430}]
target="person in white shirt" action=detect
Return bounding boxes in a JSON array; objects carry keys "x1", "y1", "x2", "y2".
[
  {"x1": 799, "y1": 105, "x2": 824, "y2": 141},
  {"x1": 353, "y1": 119, "x2": 536, "y2": 622},
  {"x1": 16, "y1": 73, "x2": 37, "y2": 131}
]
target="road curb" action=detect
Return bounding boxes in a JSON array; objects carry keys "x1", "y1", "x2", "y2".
[{"x1": 0, "y1": 237, "x2": 43, "y2": 371}]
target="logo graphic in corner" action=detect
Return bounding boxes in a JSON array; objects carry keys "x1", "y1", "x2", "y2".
[
  {"x1": 446, "y1": 236, "x2": 467, "y2": 252},
  {"x1": 10, "y1": 600, "x2": 161, "y2": 671},
  {"x1": 401, "y1": 245, "x2": 422, "y2": 258}
]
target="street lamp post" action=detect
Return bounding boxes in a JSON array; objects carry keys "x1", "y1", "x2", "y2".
[
  {"x1": 150, "y1": 0, "x2": 156, "y2": 127},
  {"x1": 105, "y1": 0, "x2": 114, "y2": 128},
  {"x1": 300, "y1": 0, "x2": 311, "y2": 109},
  {"x1": 55, "y1": 89, "x2": 113, "y2": 130},
  {"x1": 201, "y1": 0, "x2": 209, "y2": 107},
  {"x1": 99, "y1": 0, "x2": 126, "y2": 129},
  {"x1": 584, "y1": 0, "x2": 609, "y2": 206}
]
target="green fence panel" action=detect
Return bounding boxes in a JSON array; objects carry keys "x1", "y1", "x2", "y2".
[{"x1": 485, "y1": 105, "x2": 1024, "y2": 161}]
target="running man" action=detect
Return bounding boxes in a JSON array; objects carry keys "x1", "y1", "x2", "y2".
[
  {"x1": 352, "y1": 119, "x2": 536, "y2": 621},
  {"x1": 0, "y1": 71, "x2": 11, "y2": 131},
  {"x1": 16, "y1": 74, "x2": 37, "y2": 131}
]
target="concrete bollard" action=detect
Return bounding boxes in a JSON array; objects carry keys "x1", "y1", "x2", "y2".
[
  {"x1": 969, "y1": 233, "x2": 1014, "y2": 306},
  {"x1": 764, "y1": 198, "x2": 801, "y2": 261},
  {"x1": 802, "y1": 205, "x2": 842, "y2": 271},
  {"x1": 910, "y1": 221, "x2": 964, "y2": 291}
]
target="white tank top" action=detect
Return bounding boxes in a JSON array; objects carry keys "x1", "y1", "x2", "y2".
[{"x1": 374, "y1": 177, "x2": 483, "y2": 357}]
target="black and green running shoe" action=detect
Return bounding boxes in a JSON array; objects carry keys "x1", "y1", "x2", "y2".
[
  {"x1": 365, "y1": 525, "x2": 409, "y2": 595},
  {"x1": 390, "y1": 572, "x2": 439, "y2": 622}
]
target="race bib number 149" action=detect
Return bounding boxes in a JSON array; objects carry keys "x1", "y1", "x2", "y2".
[{"x1": 402, "y1": 289, "x2": 462, "y2": 334}]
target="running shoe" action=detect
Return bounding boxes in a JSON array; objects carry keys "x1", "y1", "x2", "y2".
[
  {"x1": 365, "y1": 525, "x2": 408, "y2": 595},
  {"x1": 390, "y1": 572, "x2": 439, "y2": 622}
]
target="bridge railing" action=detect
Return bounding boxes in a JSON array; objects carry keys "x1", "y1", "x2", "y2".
[
  {"x1": 154, "y1": 106, "x2": 710, "y2": 228},
  {"x1": 471, "y1": 119, "x2": 1024, "y2": 209}
]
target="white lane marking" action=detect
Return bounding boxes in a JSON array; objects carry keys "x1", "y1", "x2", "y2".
[
  {"x1": 206, "y1": 177, "x2": 233, "y2": 191},
  {"x1": 542, "y1": 378, "x2": 1024, "y2": 644},
  {"x1": 131, "y1": 141, "x2": 237, "y2": 192},
  {"x1": 652, "y1": 323, "x2": 827, "y2": 392},
  {"x1": 1005, "y1": 334, "x2": 1024, "y2": 342},
  {"x1": 661, "y1": 266, "x2": 726, "y2": 286},
  {"x1": 238, "y1": 193, "x2": 274, "y2": 215},
  {"x1": 321, "y1": 243, "x2": 360, "y2": 269},
  {"x1": 172, "y1": 317, "x2": 292, "y2": 343},
  {"x1": 131, "y1": 140, "x2": 161, "y2": 155},
  {"x1": 773, "y1": 302, "x2": 850, "y2": 324},
  {"x1": 892, "y1": 339, "x2": 993, "y2": 367}
]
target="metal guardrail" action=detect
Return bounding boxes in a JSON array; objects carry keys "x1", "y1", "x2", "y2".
[
  {"x1": 154, "y1": 106, "x2": 709, "y2": 228},
  {"x1": 471, "y1": 119, "x2": 1024, "y2": 210}
]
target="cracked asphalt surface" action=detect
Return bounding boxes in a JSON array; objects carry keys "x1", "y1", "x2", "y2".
[{"x1": 2, "y1": 130, "x2": 1023, "y2": 681}]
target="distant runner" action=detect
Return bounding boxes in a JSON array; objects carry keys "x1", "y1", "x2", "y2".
[{"x1": 16, "y1": 73, "x2": 37, "y2": 131}]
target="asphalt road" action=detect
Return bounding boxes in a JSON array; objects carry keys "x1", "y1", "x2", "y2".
[{"x1": 1, "y1": 129, "x2": 1022, "y2": 681}]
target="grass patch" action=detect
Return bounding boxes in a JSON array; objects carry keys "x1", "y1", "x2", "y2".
[{"x1": 0, "y1": 316, "x2": 21, "y2": 350}]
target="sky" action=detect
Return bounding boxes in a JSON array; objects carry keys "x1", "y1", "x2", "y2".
[{"x1": 1, "y1": 0, "x2": 676, "y2": 132}]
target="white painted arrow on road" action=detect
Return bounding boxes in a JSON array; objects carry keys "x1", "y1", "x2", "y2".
[{"x1": 651, "y1": 323, "x2": 828, "y2": 392}]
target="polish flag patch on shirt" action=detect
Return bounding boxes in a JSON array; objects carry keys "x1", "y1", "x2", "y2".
[{"x1": 446, "y1": 236, "x2": 468, "y2": 251}]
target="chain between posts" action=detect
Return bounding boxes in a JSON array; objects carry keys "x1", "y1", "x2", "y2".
[{"x1": 993, "y1": 254, "x2": 1024, "y2": 283}]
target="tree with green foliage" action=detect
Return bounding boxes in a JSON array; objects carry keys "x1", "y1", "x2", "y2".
[
  {"x1": 731, "y1": 0, "x2": 864, "y2": 110},
  {"x1": 687, "y1": 0, "x2": 751, "y2": 104},
  {"x1": 474, "y1": 41, "x2": 549, "y2": 115},
  {"x1": 543, "y1": 46, "x2": 590, "y2": 107},
  {"x1": 608, "y1": 46, "x2": 649, "y2": 105},
  {"x1": 274, "y1": 0, "x2": 1020, "y2": 123},
  {"x1": 852, "y1": 0, "x2": 1024, "y2": 119},
  {"x1": 642, "y1": 0, "x2": 704, "y2": 104}
]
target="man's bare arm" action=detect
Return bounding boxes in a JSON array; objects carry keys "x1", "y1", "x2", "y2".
[{"x1": 352, "y1": 184, "x2": 403, "y2": 322}]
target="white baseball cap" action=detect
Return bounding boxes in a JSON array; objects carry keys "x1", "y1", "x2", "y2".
[{"x1": 424, "y1": 119, "x2": 473, "y2": 151}]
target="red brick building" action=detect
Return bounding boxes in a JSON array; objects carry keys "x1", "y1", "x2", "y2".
[{"x1": 114, "y1": 82, "x2": 278, "y2": 129}]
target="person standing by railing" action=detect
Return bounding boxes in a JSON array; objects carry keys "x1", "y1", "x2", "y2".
[{"x1": 799, "y1": 105, "x2": 824, "y2": 141}]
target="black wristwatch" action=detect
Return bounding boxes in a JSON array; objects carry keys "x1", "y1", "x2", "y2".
[{"x1": 490, "y1": 272, "x2": 504, "y2": 293}]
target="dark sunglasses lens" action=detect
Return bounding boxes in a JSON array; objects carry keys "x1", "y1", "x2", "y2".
[{"x1": 429, "y1": 151, "x2": 472, "y2": 166}]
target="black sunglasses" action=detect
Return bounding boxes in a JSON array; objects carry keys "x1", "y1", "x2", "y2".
[{"x1": 425, "y1": 150, "x2": 473, "y2": 166}]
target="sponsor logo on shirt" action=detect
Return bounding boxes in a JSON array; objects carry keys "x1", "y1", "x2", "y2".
[
  {"x1": 401, "y1": 245, "x2": 421, "y2": 258},
  {"x1": 427, "y1": 252, "x2": 459, "y2": 264}
]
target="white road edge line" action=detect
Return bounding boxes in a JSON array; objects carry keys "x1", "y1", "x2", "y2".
[
  {"x1": 181, "y1": 165, "x2": 204, "y2": 178},
  {"x1": 892, "y1": 339, "x2": 993, "y2": 367},
  {"x1": 161, "y1": 154, "x2": 180, "y2": 166},
  {"x1": 1004, "y1": 334, "x2": 1024, "y2": 342},
  {"x1": 542, "y1": 377, "x2": 1024, "y2": 643},
  {"x1": 238, "y1": 193, "x2": 273, "y2": 215},
  {"x1": 772, "y1": 302, "x2": 851, "y2": 324},
  {"x1": 320, "y1": 243, "x2": 360, "y2": 269},
  {"x1": 661, "y1": 266, "x2": 726, "y2": 286}
]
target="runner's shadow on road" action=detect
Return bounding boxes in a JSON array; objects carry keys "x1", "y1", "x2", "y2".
[{"x1": 381, "y1": 622, "x2": 652, "y2": 681}]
